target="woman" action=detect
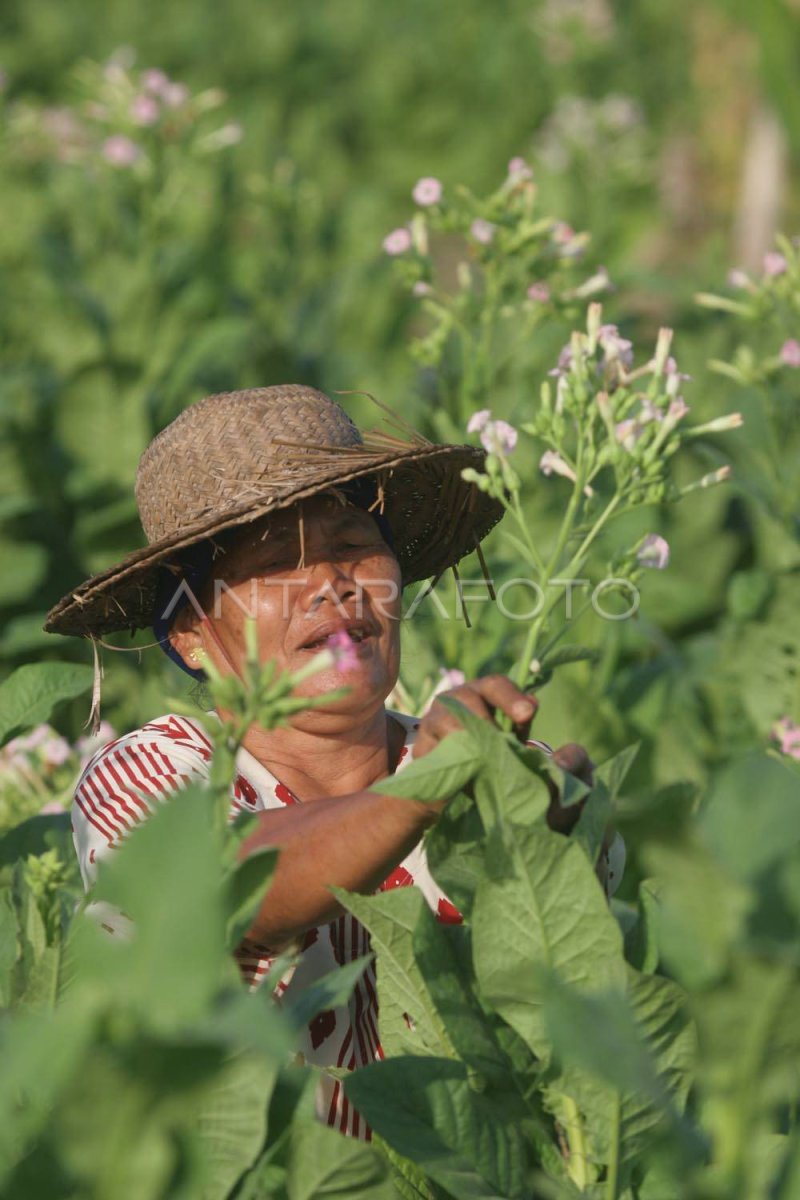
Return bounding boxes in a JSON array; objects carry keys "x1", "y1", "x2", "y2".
[{"x1": 45, "y1": 383, "x2": 613, "y2": 1138}]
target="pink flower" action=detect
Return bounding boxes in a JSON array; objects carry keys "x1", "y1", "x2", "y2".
[
  {"x1": 42, "y1": 737, "x2": 71, "y2": 767},
  {"x1": 599, "y1": 324, "x2": 633, "y2": 367},
  {"x1": 552, "y1": 221, "x2": 575, "y2": 245},
  {"x1": 102, "y1": 135, "x2": 141, "y2": 167},
  {"x1": 527, "y1": 282, "x2": 551, "y2": 303},
  {"x1": 382, "y1": 227, "x2": 412, "y2": 256},
  {"x1": 763, "y1": 251, "x2": 788, "y2": 277},
  {"x1": 772, "y1": 717, "x2": 800, "y2": 760},
  {"x1": 637, "y1": 534, "x2": 670, "y2": 570},
  {"x1": 413, "y1": 280, "x2": 432, "y2": 297},
  {"x1": 780, "y1": 339, "x2": 800, "y2": 367},
  {"x1": 141, "y1": 68, "x2": 169, "y2": 95},
  {"x1": 40, "y1": 800, "x2": 65, "y2": 815},
  {"x1": 667, "y1": 397, "x2": 690, "y2": 422},
  {"x1": 467, "y1": 410, "x2": 517, "y2": 455},
  {"x1": 508, "y1": 156, "x2": 533, "y2": 181},
  {"x1": 328, "y1": 630, "x2": 360, "y2": 674},
  {"x1": 130, "y1": 94, "x2": 160, "y2": 126},
  {"x1": 639, "y1": 399, "x2": 662, "y2": 423},
  {"x1": 162, "y1": 81, "x2": 189, "y2": 108},
  {"x1": 467, "y1": 409, "x2": 491, "y2": 434},
  {"x1": 412, "y1": 177, "x2": 443, "y2": 206},
  {"x1": 481, "y1": 420, "x2": 517, "y2": 455},
  {"x1": 614, "y1": 418, "x2": 645, "y2": 451},
  {"x1": 470, "y1": 218, "x2": 496, "y2": 245}
]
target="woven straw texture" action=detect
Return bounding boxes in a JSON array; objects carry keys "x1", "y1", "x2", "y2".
[{"x1": 44, "y1": 384, "x2": 504, "y2": 638}]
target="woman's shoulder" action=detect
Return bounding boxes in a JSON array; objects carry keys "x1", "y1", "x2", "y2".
[{"x1": 79, "y1": 711, "x2": 216, "y2": 780}]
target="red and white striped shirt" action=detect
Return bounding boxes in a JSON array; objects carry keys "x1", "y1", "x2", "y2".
[{"x1": 72, "y1": 709, "x2": 461, "y2": 1139}]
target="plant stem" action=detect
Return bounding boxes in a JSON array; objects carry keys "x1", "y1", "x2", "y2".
[
  {"x1": 561, "y1": 1095, "x2": 590, "y2": 1191},
  {"x1": 605, "y1": 1096, "x2": 621, "y2": 1200}
]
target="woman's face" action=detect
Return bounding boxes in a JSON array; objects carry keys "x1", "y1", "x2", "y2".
[{"x1": 171, "y1": 494, "x2": 402, "y2": 721}]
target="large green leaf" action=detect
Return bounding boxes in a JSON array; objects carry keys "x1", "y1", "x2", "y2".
[
  {"x1": 0, "y1": 662, "x2": 94, "y2": 745},
  {"x1": 699, "y1": 753, "x2": 800, "y2": 882},
  {"x1": 643, "y1": 842, "x2": 751, "y2": 990},
  {"x1": 369, "y1": 731, "x2": 481, "y2": 804},
  {"x1": 195, "y1": 1051, "x2": 278, "y2": 1200},
  {"x1": 75, "y1": 785, "x2": 227, "y2": 1030},
  {"x1": 0, "y1": 1001, "x2": 95, "y2": 1187},
  {"x1": 542, "y1": 968, "x2": 696, "y2": 1182},
  {"x1": 471, "y1": 822, "x2": 625, "y2": 1059},
  {"x1": 411, "y1": 905, "x2": 514, "y2": 1086},
  {"x1": 286, "y1": 1118, "x2": 399, "y2": 1199},
  {"x1": 436, "y1": 698, "x2": 550, "y2": 831},
  {"x1": 332, "y1": 886, "x2": 456, "y2": 1060},
  {"x1": 345, "y1": 1056, "x2": 530, "y2": 1200}
]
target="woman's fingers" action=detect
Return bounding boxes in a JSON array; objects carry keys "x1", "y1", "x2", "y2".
[
  {"x1": 546, "y1": 742, "x2": 595, "y2": 834},
  {"x1": 414, "y1": 675, "x2": 538, "y2": 758}
]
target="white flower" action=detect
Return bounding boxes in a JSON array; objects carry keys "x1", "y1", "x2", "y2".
[
  {"x1": 540, "y1": 450, "x2": 576, "y2": 483},
  {"x1": 470, "y1": 218, "x2": 496, "y2": 245},
  {"x1": 637, "y1": 534, "x2": 670, "y2": 570}
]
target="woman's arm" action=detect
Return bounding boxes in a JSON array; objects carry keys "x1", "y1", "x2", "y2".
[{"x1": 240, "y1": 674, "x2": 537, "y2": 947}]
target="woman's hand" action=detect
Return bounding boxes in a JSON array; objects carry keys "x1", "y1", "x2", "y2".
[{"x1": 414, "y1": 674, "x2": 538, "y2": 761}]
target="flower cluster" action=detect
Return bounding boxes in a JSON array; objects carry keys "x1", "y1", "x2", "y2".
[
  {"x1": 699, "y1": 236, "x2": 800, "y2": 386},
  {"x1": 4, "y1": 49, "x2": 242, "y2": 175},
  {"x1": 772, "y1": 716, "x2": 800, "y2": 761},
  {"x1": 380, "y1": 159, "x2": 608, "y2": 334},
  {"x1": 0, "y1": 720, "x2": 116, "y2": 832}
]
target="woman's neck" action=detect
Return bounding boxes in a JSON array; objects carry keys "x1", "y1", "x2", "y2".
[{"x1": 237, "y1": 706, "x2": 406, "y2": 801}]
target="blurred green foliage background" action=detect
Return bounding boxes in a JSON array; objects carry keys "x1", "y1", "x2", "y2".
[{"x1": 0, "y1": 0, "x2": 798, "y2": 813}]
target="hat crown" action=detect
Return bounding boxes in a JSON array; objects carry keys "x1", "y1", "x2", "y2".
[{"x1": 135, "y1": 385, "x2": 363, "y2": 544}]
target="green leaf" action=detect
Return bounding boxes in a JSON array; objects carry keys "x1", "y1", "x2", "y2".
[
  {"x1": 224, "y1": 846, "x2": 278, "y2": 949},
  {"x1": 286, "y1": 1118, "x2": 398, "y2": 1199},
  {"x1": 372, "y1": 1134, "x2": 446, "y2": 1200},
  {"x1": 369, "y1": 730, "x2": 481, "y2": 803},
  {"x1": 624, "y1": 880, "x2": 661, "y2": 975},
  {"x1": 594, "y1": 743, "x2": 640, "y2": 801},
  {"x1": 331, "y1": 886, "x2": 457, "y2": 1060},
  {"x1": 571, "y1": 779, "x2": 611, "y2": 866},
  {"x1": 75, "y1": 784, "x2": 227, "y2": 1030},
  {"x1": 431, "y1": 699, "x2": 550, "y2": 833},
  {"x1": 0, "y1": 1001, "x2": 95, "y2": 1186},
  {"x1": 0, "y1": 887, "x2": 18, "y2": 1008},
  {"x1": 643, "y1": 842, "x2": 751, "y2": 990},
  {"x1": 541, "y1": 645, "x2": 599, "y2": 669},
  {"x1": 699, "y1": 752, "x2": 800, "y2": 882},
  {"x1": 195, "y1": 1051, "x2": 278, "y2": 1200},
  {"x1": 411, "y1": 907, "x2": 512, "y2": 1085},
  {"x1": 0, "y1": 662, "x2": 94, "y2": 745},
  {"x1": 345, "y1": 1057, "x2": 529, "y2": 1200},
  {"x1": 471, "y1": 822, "x2": 625, "y2": 1059},
  {"x1": 543, "y1": 968, "x2": 696, "y2": 1182},
  {"x1": 424, "y1": 796, "x2": 485, "y2": 920}
]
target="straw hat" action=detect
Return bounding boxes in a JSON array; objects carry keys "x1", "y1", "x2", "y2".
[{"x1": 44, "y1": 384, "x2": 504, "y2": 639}]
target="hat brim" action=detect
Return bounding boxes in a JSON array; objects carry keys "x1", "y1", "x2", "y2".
[{"x1": 43, "y1": 443, "x2": 503, "y2": 638}]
